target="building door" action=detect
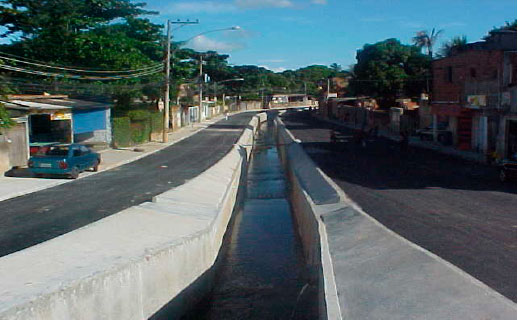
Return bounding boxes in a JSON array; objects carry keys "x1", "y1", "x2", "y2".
[
  {"x1": 507, "y1": 120, "x2": 517, "y2": 158},
  {"x1": 7, "y1": 123, "x2": 28, "y2": 167},
  {"x1": 457, "y1": 110, "x2": 472, "y2": 150}
]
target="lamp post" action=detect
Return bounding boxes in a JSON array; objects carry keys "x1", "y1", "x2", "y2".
[
  {"x1": 190, "y1": 27, "x2": 240, "y2": 122},
  {"x1": 163, "y1": 19, "x2": 199, "y2": 143},
  {"x1": 168, "y1": 26, "x2": 240, "y2": 123},
  {"x1": 212, "y1": 78, "x2": 244, "y2": 113}
]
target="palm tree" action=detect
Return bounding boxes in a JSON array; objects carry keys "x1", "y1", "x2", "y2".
[
  {"x1": 438, "y1": 35, "x2": 468, "y2": 57},
  {"x1": 412, "y1": 28, "x2": 443, "y2": 59}
]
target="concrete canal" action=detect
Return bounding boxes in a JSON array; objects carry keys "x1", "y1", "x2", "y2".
[{"x1": 183, "y1": 112, "x2": 318, "y2": 319}]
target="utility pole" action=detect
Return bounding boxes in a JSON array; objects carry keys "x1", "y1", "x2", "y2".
[
  {"x1": 163, "y1": 20, "x2": 171, "y2": 143},
  {"x1": 198, "y1": 54, "x2": 203, "y2": 122},
  {"x1": 163, "y1": 19, "x2": 199, "y2": 142},
  {"x1": 327, "y1": 78, "x2": 331, "y2": 100}
]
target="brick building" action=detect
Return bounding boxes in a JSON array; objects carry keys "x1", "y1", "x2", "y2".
[{"x1": 431, "y1": 29, "x2": 516, "y2": 158}]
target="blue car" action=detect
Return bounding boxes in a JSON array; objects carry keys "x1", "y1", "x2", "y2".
[{"x1": 28, "y1": 144, "x2": 101, "y2": 179}]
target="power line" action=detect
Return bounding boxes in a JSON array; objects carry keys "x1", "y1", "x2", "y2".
[
  {"x1": 0, "y1": 64, "x2": 163, "y2": 80},
  {"x1": 0, "y1": 51, "x2": 162, "y2": 74}
]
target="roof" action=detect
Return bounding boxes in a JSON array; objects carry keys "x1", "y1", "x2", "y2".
[
  {"x1": 3, "y1": 100, "x2": 69, "y2": 111},
  {"x1": 270, "y1": 94, "x2": 308, "y2": 97},
  {"x1": 3, "y1": 98, "x2": 111, "y2": 111}
]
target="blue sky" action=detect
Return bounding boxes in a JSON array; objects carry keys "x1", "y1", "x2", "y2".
[
  {"x1": 143, "y1": 0, "x2": 516, "y2": 71},
  {"x1": 3, "y1": 0, "x2": 516, "y2": 72}
]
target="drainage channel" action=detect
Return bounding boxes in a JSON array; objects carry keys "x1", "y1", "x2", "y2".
[{"x1": 183, "y1": 112, "x2": 318, "y2": 319}]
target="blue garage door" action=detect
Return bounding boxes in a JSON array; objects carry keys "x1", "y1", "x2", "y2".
[{"x1": 73, "y1": 108, "x2": 106, "y2": 134}]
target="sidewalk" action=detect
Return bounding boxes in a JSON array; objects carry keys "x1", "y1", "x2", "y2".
[
  {"x1": 319, "y1": 115, "x2": 486, "y2": 163},
  {"x1": 0, "y1": 115, "x2": 228, "y2": 202}
]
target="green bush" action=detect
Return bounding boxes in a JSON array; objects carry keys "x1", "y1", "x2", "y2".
[
  {"x1": 150, "y1": 112, "x2": 163, "y2": 133},
  {"x1": 113, "y1": 110, "x2": 163, "y2": 147},
  {"x1": 112, "y1": 117, "x2": 131, "y2": 147},
  {"x1": 128, "y1": 109, "x2": 151, "y2": 121},
  {"x1": 130, "y1": 120, "x2": 150, "y2": 144}
]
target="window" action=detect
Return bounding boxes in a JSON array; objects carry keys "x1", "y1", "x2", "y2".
[
  {"x1": 447, "y1": 66, "x2": 453, "y2": 82},
  {"x1": 80, "y1": 145, "x2": 90, "y2": 154},
  {"x1": 509, "y1": 64, "x2": 516, "y2": 86},
  {"x1": 470, "y1": 68, "x2": 476, "y2": 78},
  {"x1": 46, "y1": 146, "x2": 69, "y2": 156}
]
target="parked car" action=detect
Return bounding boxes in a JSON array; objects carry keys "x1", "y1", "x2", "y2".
[
  {"x1": 416, "y1": 122, "x2": 450, "y2": 143},
  {"x1": 28, "y1": 144, "x2": 101, "y2": 179},
  {"x1": 499, "y1": 154, "x2": 517, "y2": 183}
]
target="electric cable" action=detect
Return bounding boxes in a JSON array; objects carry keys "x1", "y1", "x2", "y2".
[{"x1": 0, "y1": 51, "x2": 163, "y2": 74}]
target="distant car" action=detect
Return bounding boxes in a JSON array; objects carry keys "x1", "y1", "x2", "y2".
[
  {"x1": 499, "y1": 155, "x2": 517, "y2": 183},
  {"x1": 28, "y1": 144, "x2": 101, "y2": 179},
  {"x1": 416, "y1": 122, "x2": 450, "y2": 142}
]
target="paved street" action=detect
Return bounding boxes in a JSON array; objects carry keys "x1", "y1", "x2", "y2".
[
  {"x1": 0, "y1": 112, "x2": 255, "y2": 258},
  {"x1": 281, "y1": 110, "x2": 517, "y2": 301}
]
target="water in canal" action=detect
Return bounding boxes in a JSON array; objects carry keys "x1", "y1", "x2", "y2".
[{"x1": 184, "y1": 114, "x2": 317, "y2": 319}]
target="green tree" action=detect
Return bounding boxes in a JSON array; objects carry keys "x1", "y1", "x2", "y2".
[
  {"x1": 412, "y1": 28, "x2": 443, "y2": 59},
  {"x1": 0, "y1": 104, "x2": 14, "y2": 129},
  {"x1": 484, "y1": 20, "x2": 517, "y2": 39},
  {"x1": 438, "y1": 35, "x2": 468, "y2": 57},
  {"x1": 330, "y1": 63, "x2": 342, "y2": 72},
  {"x1": 351, "y1": 38, "x2": 429, "y2": 105},
  {"x1": 0, "y1": 1, "x2": 164, "y2": 107}
]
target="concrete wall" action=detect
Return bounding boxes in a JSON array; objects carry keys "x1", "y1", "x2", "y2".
[
  {"x1": 274, "y1": 114, "x2": 516, "y2": 320},
  {"x1": 0, "y1": 112, "x2": 266, "y2": 320},
  {"x1": 0, "y1": 121, "x2": 29, "y2": 173}
]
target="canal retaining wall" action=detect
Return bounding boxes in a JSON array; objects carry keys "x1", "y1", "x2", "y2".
[
  {"x1": 0, "y1": 112, "x2": 267, "y2": 320},
  {"x1": 275, "y1": 113, "x2": 516, "y2": 320}
]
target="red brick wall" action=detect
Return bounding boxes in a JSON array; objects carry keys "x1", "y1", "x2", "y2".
[{"x1": 432, "y1": 50, "x2": 504, "y2": 103}]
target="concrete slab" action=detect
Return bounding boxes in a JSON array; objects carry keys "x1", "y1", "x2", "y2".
[
  {"x1": 139, "y1": 201, "x2": 218, "y2": 220},
  {"x1": 0, "y1": 206, "x2": 207, "y2": 312},
  {"x1": 323, "y1": 207, "x2": 516, "y2": 319},
  {"x1": 0, "y1": 112, "x2": 266, "y2": 320},
  {"x1": 275, "y1": 115, "x2": 516, "y2": 320}
]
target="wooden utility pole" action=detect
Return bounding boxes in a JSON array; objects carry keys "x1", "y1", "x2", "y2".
[
  {"x1": 163, "y1": 20, "x2": 171, "y2": 142},
  {"x1": 198, "y1": 54, "x2": 203, "y2": 122}
]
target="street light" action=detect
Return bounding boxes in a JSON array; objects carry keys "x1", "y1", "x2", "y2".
[
  {"x1": 186, "y1": 26, "x2": 241, "y2": 122},
  {"x1": 164, "y1": 26, "x2": 241, "y2": 128},
  {"x1": 211, "y1": 78, "x2": 245, "y2": 112},
  {"x1": 178, "y1": 26, "x2": 241, "y2": 48}
]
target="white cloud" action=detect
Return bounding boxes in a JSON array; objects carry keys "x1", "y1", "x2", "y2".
[
  {"x1": 311, "y1": 0, "x2": 327, "y2": 4},
  {"x1": 158, "y1": 0, "x2": 303, "y2": 14},
  {"x1": 235, "y1": 0, "x2": 294, "y2": 9},
  {"x1": 164, "y1": 1, "x2": 236, "y2": 14},
  {"x1": 185, "y1": 35, "x2": 243, "y2": 52},
  {"x1": 259, "y1": 65, "x2": 287, "y2": 72},
  {"x1": 439, "y1": 22, "x2": 467, "y2": 28},
  {"x1": 258, "y1": 59, "x2": 286, "y2": 63}
]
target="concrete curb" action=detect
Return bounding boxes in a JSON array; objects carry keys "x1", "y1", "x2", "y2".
[
  {"x1": 275, "y1": 114, "x2": 516, "y2": 319},
  {"x1": 0, "y1": 113, "x2": 267, "y2": 320}
]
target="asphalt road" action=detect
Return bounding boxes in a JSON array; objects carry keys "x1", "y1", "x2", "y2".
[
  {"x1": 281, "y1": 109, "x2": 517, "y2": 301},
  {"x1": 0, "y1": 112, "x2": 256, "y2": 258}
]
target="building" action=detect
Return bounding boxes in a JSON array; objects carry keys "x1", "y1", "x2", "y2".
[
  {"x1": 268, "y1": 94, "x2": 314, "y2": 108},
  {"x1": 430, "y1": 29, "x2": 516, "y2": 158},
  {"x1": 2, "y1": 94, "x2": 112, "y2": 158}
]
